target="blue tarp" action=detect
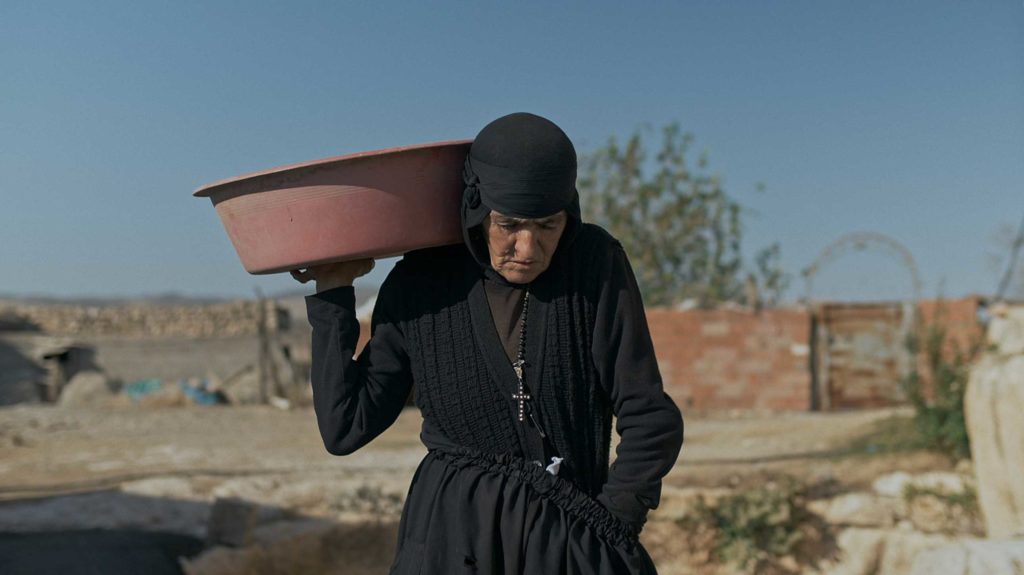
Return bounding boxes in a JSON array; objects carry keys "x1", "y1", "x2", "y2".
[
  {"x1": 123, "y1": 378, "x2": 162, "y2": 400},
  {"x1": 122, "y1": 378, "x2": 222, "y2": 405},
  {"x1": 177, "y1": 379, "x2": 220, "y2": 406}
]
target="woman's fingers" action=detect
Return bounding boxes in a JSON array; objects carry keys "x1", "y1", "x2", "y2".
[{"x1": 291, "y1": 259, "x2": 373, "y2": 287}]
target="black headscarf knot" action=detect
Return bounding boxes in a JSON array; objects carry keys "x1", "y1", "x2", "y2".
[{"x1": 462, "y1": 155, "x2": 482, "y2": 210}]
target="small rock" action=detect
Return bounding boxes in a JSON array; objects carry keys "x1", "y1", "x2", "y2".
[
  {"x1": 873, "y1": 472, "x2": 912, "y2": 498},
  {"x1": 812, "y1": 492, "x2": 897, "y2": 528},
  {"x1": 905, "y1": 492, "x2": 984, "y2": 536},
  {"x1": 906, "y1": 494, "x2": 951, "y2": 533},
  {"x1": 873, "y1": 471, "x2": 973, "y2": 500},
  {"x1": 57, "y1": 371, "x2": 115, "y2": 407},
  {"x1": 912, "y1": 472, "x2": 972, "y2": 494},
  {"x1": 824, "y1": 528, "x2": 885, "y2": 575},
  {"x1": 207, "y1": 497, "x2": 261, "y2": 547},
  {"x1": 910, "y1": 539, "x2": 1024, "y2": 575},
  {"x1": 268, "y1": 396, "x2": 290, "y2": 410},
  {"x1": 877, "y1": 529, "x2": 953, "y2": 575}
]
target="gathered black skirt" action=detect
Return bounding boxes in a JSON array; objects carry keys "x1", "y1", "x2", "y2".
[{"x1": 388, "y1": 445, "x2": 658, "y2": 574}]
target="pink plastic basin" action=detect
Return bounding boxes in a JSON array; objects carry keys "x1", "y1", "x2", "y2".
[{"x1": 194, "y1": 140, "x2": 473, "y2": 274}]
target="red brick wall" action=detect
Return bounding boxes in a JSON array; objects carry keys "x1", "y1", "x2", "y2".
[
  {"x1": 916, "y1": 296, "x2": 985, "y2": 357},
  {"x1": 913, "y1": 295, "x2": 986, "y2": 402},
  {"x1": 646, "y1": 307, "x2": 812, "y2": 411},
  {"x1": 646, "y1": 296, "x2": 983, "y2": 412}
]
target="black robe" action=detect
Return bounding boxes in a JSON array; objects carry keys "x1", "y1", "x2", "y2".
[{"x1": 305, "y1": 224, "x2": 684, "y2": 574}]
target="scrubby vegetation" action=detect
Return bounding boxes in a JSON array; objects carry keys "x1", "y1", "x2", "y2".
[
  {"x1": 676, "y1": 478, "x2": 833, "y2": 574},
  {"x1": 843, "y1": 414, "x2": 925, "y2": 456},
  {"x1": 900, "y1": 303, "x2": 984, "y2": 463}
]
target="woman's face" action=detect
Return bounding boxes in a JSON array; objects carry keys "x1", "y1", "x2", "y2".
[{"x1": 483, "y1": 210, "x2": 568, "y2": 284}]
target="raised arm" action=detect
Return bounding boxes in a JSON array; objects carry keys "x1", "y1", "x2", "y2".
[
  {"x1": 302, "y1": 262, "x2": 413, "y2": 456},
  {"x1": 592, "y1": 242, "x2": 684, "y2": 530}
]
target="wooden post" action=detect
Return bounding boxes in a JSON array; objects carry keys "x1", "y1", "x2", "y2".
[{"x1": 255, "y1": 288, "x2": 269, "y2": 404}]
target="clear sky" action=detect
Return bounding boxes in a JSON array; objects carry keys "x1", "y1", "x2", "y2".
[{"x1": 2, "y1": 1, "x2": 1022, "y2": 303}]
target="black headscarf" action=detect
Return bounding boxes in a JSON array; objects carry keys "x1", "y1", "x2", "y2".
[{"x1": 461, "y1": 112, "x2": 582, "y2": 282}]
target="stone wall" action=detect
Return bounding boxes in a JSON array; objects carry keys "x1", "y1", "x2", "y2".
[{"x1": 0, "y1": 300, "x2": 288, "y2": 339}]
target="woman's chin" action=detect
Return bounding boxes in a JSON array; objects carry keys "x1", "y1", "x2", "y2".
[{"x1": 496, "y1": 268, "x2": 541, "y2": 285}]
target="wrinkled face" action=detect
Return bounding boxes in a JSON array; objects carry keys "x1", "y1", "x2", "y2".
[{"x1": 483, "y1": 210, "x2": 568, "y2": 284}]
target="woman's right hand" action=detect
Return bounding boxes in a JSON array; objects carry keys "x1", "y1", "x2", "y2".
[{"x1": 290, "y1": 258, "x2": 375, "y2": 293}]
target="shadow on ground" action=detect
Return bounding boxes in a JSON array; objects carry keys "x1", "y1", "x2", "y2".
[
  {"x1": 0, "y1": 529, "x2": 205, "y2": 575},
  {"x1": 0, "y1": 489, "x2": 399, "y2": 574}
]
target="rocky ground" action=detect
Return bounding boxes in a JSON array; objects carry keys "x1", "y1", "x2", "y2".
[
  {"x1": 4, "y1": 297, "x2": 1022, "y2": 573},
  {"x1": 0, "y1": 403, "x2": 995, "y2": 574}
]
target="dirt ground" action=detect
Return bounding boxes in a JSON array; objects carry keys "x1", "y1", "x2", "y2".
[
  {"x1": 0, "y1": 403, "x2": 954, "y2": 572},
  {"x1": 0, "y1": 403, "x2": 951, "y2": 502}
]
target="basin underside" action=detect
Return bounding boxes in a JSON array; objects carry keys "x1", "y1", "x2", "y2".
[{"x1": 196, "y1": 141, "x2": 472, "y2": 275}]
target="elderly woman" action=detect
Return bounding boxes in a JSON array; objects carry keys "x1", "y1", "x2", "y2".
[{"x1": 292, "y1": 113, "x2": 683, "y2": 574}]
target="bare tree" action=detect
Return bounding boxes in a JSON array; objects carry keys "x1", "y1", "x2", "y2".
[{"x1": 988, "y1": 213, "x2": 1024, "y2": 301}]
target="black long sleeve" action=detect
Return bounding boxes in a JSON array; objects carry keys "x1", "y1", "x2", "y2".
[
  {"x1": 304, "y1": 271, "x2": 413, "y2": 456},
  {"x1": 592, "y1": 242, "x2": 685, "y2": 529}
]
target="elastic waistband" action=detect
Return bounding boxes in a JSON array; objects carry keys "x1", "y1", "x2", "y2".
[{"x1": 428, "y1": 446, "x2": 639, "y2": 549}]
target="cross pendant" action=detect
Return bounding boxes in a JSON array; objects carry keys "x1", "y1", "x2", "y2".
[
  {"x1": 512, "y1": 358, "x2": 525, "y2": 381},
  {"x1": 511, "y1": 384, "x2": 531, "y2": 422},
  {"x1": 511, "y1": 359, "x2": 529, "y2": 423}
]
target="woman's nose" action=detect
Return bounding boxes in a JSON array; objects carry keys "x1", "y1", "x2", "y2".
[{"x1": 515, "y1": 230, "x2": 538, "y2": 256}]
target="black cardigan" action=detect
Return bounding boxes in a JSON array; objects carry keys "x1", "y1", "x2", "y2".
[{"x1": 305, "y1": 223, "x2": 684, "y2": 529}]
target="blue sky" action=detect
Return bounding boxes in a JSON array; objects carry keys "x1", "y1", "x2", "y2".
[{"x1": 1, "y1": 1, "x2": 1021, "y2": 303}]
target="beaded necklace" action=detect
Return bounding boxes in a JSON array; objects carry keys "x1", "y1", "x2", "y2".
[{"x1": 510, "y1": 286, "x2": 531, "y2": 422}]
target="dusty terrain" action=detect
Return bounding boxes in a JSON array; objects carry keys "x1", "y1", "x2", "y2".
[
  {"x1": 0, "y1": 402, "x2": 954, "y2": 573},
  {"x1": 0, "y1": 405, "x2": 946, "y2": 501}
]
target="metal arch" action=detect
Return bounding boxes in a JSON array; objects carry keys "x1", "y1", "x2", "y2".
[
  {"x1": 802, "y1": 232, "x2": 923, "y2": 412},
  {"x1": 801, "y1": 232, "x2": 923, "y2": 304}
]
